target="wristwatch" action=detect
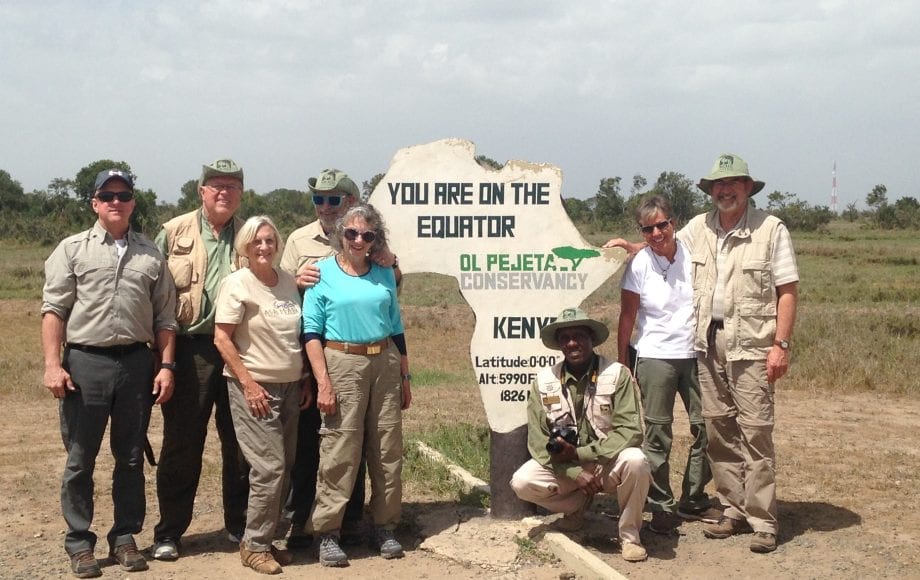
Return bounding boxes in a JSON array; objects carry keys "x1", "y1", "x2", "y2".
[
  {"x1": 774, "y1": 339, "x2": 790, "y2": 350},
  {"x1": 161, "y1": 361, "x2": 177, "y2": 371}
]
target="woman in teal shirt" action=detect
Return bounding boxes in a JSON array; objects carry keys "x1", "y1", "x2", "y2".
[{"x1": 302, "y1": 204, "x2": 411, "y2": 567}]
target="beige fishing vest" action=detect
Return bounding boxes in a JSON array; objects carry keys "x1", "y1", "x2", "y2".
[{"x1": 536, "y1": 356, "x2": 627, "y2": 440}]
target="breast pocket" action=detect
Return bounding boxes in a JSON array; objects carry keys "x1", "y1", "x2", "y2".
[{"x1": 590, "y1": 383, "x2": 616, "y2": 433}]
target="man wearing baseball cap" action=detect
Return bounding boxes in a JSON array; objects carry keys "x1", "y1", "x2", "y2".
[
  {"x1": 280, "y1": 168, "x2": 399, "y2": 548},
  {"x1": 510, "y1": 308, "x2": 651, "y2": 563},
  {"x1": 683, "y1": 154, "x2": 799, "y2": 553},
  {"x1": 152, "y1": 159, "x2": 251, "y2": 561},
  {"x1": 42, "y1": 168, "x2": 177, "y2": 577}
]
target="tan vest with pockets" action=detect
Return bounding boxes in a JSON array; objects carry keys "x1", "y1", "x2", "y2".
[{"x1": 537, "y1": 356, "x2": 627, "y2": 440}]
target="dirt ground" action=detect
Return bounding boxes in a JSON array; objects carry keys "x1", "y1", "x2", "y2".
[{"x1": 0, "y1": 388, "x2": 917, "y2": 579}]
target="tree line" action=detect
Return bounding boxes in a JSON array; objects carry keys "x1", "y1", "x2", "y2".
[{"x1": 1, "y1": 158, "x2": 916, "y2": 246}]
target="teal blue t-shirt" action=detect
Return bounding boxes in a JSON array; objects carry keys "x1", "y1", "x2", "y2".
[{"x1": 302, "y1": 256, "x2": 404, "y2": 342}]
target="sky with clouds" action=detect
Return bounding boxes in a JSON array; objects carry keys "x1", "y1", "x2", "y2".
[{"x1": 2, "y1": 0, "x2": 918, "y2": 208}]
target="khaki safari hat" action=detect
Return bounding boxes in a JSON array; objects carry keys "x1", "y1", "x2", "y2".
[
  {"x1": 200, "y1": 158, "x2": 244, "y2": 187},
  {"x1": 697, "y1": 153, "x2": 765, "y2": 196},
  {"x1": 540, "y1": 307, "x2": 610, "y2": 350},
  {"x1": 308, "y1": 168, "x2": 360, "y2": 198}
]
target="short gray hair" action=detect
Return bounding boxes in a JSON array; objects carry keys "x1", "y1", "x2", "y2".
[
  {"x1": 234, "y1": 215, "x2": 284, "y2": 263},
  {"x1": 635, "y1": 194, "x2": 675, "y2": 226}
]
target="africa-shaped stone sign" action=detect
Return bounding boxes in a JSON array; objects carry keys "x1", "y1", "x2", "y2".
[{"x1": 370, "y1": 139, "x2": 625, "y2": 432}]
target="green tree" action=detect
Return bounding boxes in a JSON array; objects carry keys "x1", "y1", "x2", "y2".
[
  {"x1": 74, "y1": 159, "x2": 133, "y2": 204},
  {"x1": 562, "y1": 198, "x2": 590, "y2": 222},
  {"x1": 0, "y1": 169, "x2": 26, "y2": 211},
  {"x1": 842, "y1": 201, "x2": 859, "y2": 222},
  {"x1": 362, "y1": 173, "x2": 385, "y2": 201},
  {"x1": 177, "y1": 179, "x2": 200, "y2": 212},
  {"x1": 594, "y1": 177, "x2": 625, "y2": 224},
  {"x1": 766, "y1": 190, "x2": 833, "y2": 231},
  {"x1": 648, "y1": 171, "x2": 706, "y2": 223},
  {"x1": 866, "y1": 184, "x2": 888, "y2": 210}
]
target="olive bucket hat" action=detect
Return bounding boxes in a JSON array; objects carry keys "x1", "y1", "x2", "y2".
[
  {"x1": 200, "y1": 158, "x2": 244, "y2": 187},
  {"x1": 540, "y1": 307, "x2": 610, "y2": 350},
  {"x1": 697, "y1": 153, "x2": 765, "y2": 196},
  {"x1": 308, "y1": 168, "x2": 360, "y2": 198}
]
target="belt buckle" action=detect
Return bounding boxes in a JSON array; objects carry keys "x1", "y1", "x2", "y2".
[{"x1": 366, "y1": 344, "x2": 381, "y2": 355}]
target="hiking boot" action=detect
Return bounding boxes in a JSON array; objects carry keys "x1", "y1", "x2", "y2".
[
  {"x1": 271, "y1": 544, "x2": 293, "y2": 566},
  {"x1": 374, "y1": 527, "x2": 404, "y2": 559},
  {"x1": 677, "y1": 505, "x2": 723, "y2": 524},
  {"x1": 553, "y1": 495, "x2": 593, "y2": 532},
  {"x1": 703, "y1": 516, "x2": 752, "y2": 539},
  {"x1": 240, "y1": 546, "x2": 282, "y2": 575},
  {"x1": 318, "y1": 534, "x2": 348, "y2": 567},
  {"x1": 750, "y1": 532, "x2": 777, "y2": 553},
  {"x1": 70, "y1": 550, "x2": 102, "y2": 578},
  {"x1": 648, "y1": 511, "x2": 679, "y2": 535},
  {"x1": 110, "y1": 542, "x2": 148, "y2": 572},
  {"x1": 152, "y1": 538, "x2": 179, "y2": 561},
  {"x1": 621, "y1": 541, "x2": 648, "y2": 562}
]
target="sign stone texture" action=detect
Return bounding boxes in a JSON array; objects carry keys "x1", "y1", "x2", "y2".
[{"x1": 370, "y1": 139, "x2": 624, "y2": 433}]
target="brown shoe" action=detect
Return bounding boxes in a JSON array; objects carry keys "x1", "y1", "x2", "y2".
[
  {"x1": 271, "y1": 545, "x2": 293, "y2": 566},
  {"x1": 677, "y1": 505, "x2": 723, "y2": 524},
  {"x1": 70, "y1": 550, "x2": 102, "y2": 578},
  {"x1": 621, "y1": 541, "x2": 648, "y2": 562},
  {"x1": 110, "y1": 542, "x2": 148, "y2": 572},
  {"x1": 750, "y1": 532, "x2": 777, "y2": 553},
  {"x1": 702, "y1": 516, "x2": 752, "y2": 539},
  {"x1": 648, "y1": 511, "x2": 679, "y2": 534},
  {"x1": 241, "y1": 546, "x2": 282, "y2": 575}
]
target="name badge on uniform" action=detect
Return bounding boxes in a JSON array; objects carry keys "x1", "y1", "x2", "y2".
[{"x1": 542, "y1": 395, "x2": 560, "y2": 405}]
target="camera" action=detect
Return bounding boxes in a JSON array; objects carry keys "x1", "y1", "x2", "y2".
[{"x1": 546, "y1": 425, "x2": 579, "y2": 454}]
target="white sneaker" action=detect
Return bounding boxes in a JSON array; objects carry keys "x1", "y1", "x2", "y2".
[{"x1": 152, "y1": 539, "x2": 179, "y2": 561}]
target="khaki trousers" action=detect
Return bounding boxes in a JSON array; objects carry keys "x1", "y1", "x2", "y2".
[
  {"x1": 228, "y1": 378, "x2": 301, "y2": 551},
  {"x1": 698, "y1": 324, "x2": 777, "y2": 534},
  {"x1": 510, "y1": 447, "x2": 650, "y2": 544},
  {"x1": 309, "y1": 343, "x2": 403, "y2": 534}
]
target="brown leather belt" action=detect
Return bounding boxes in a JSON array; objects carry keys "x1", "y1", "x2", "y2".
[{"x1": 325, "y1": 339, "x2": 389, "y2": 355}]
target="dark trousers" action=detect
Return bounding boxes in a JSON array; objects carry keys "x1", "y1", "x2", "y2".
[
  {"x1": 154, "y1": 336, "x2": 249, "y2": 541},
  {"x1": 286, "y1": 402, "x2": 366, "y2": 532},
  {"x1": 60, "y1": 346, "x2": 154, "y2": 555}
]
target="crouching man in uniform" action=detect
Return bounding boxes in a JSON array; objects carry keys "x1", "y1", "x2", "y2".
[{"x1": 511, "y1": 307, "x2": 651, "y2": 563}]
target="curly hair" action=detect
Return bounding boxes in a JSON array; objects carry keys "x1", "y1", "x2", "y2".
[{"x1": 329, "y1": 203, "x2": 390, "y2": 254}]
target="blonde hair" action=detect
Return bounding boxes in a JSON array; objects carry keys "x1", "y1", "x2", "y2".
[{"x1": 234, "y1": 215, "x2": 284, "y2": 264}]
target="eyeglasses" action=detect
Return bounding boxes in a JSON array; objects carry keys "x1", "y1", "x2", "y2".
[
  {"x1": 205, "y1": 183, "x2": 243, "y2": 193},
  {"x1": 640, "y1": 219, "x2": 672, "y2": 234},
  {"x1": 343, "y1": 228, "x2": 377, "y2": 243},
  {"x1": 96, "y1": 191, "x2": 135, "y2": 203},
  {"x1": 313, "y1": 194, "x2": 344, "y2": 207}
]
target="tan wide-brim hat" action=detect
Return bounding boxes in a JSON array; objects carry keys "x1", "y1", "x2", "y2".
[
  {"x1": 540, "y1": 307, "x2": 609, "y2": 350},
  {"x1": 308, "y1": 168, "x2": 360, "y2": 198},
  {"x1": 697, "y1": 153, "x2": 765, "y2": 196}
]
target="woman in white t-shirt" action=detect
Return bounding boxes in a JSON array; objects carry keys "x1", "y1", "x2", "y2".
[
  {"x1": 616, "y1": 195, "x2": 719, "y2": 534},
  {"x1": 214, "y1": 216, "x2": 309, "y2": 575}
]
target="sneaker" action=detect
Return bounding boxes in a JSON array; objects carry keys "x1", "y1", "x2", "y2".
[
  {"x1": 553, "y1": 495, "x2": 593, "y2": 532},
  {"x1": 621, "y1": 541, "x2": 648, "y2": 562},
  {"x1": 374, "y1": 527, "x2": 404, "y2": 559},
  {"x1": 750, "y1": 532, "x2": 777, "y2": 553},
  {"x1": 287, "y1": 527, "x2": 313, "y2": 550},
  {"x1": 648, "y1": 511, "x2": 679, "y2": 535},
  {"x1": 110, "y1": 542, "x2": 149, "y2": 572},
  {"x1": 70, "y1": 550, "x2": 102, "y2": 578},
  {"x1": 677, "y1": 505, "x2": 723, "y2": 524},
  {"x1": 318, "y1": 534, "x2": 348, "y2": 567},
  {"x1": 240, "y1": 546, "x2": 282, "y2": 575},
  {"x1": 152, "y1": 538, "x2": 179, "y2": 561},
  {"x1": 702, "y1": 516, "x2": 753, "y2": 539}
]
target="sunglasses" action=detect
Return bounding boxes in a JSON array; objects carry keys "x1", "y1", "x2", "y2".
[
  {"x1": 96, "y1": 191, "x2": 135, "y2": 203},
  {"x1": 343, "y1": 228, "x2": 377, "y2": 243},
  {"x1": 313, "y1": 194, "x2": 344, "y2": 207},
  {"x1": 640, "y1": 219, "x2": 672, "y2": 234}
]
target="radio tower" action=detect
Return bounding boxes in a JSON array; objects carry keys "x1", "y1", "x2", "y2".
[{"x1": 831, "y1": 161, "x2": 838, "y2": 213}]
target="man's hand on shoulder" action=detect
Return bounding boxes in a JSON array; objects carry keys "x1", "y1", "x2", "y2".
[{"x1": 296, "y1": 263, "x2": 321, "y2": 290}]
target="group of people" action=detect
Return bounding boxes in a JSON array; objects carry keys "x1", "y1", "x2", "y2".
[
  {"x1": 512, "y1": 153, "x2": 799, "y2": 562},
  {"x1": 42, "y1": 161, "x2": 410, "y2": 577},
  {"x1": 42, "y1": 151, "x2": 798, "y2": 575}
]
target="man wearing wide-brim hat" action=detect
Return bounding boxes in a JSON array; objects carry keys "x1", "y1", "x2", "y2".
[
  {"x1": 510, "y1": 307, "x2": 651, "y2": 563},
  {"x1": 681, "y1": 153, "x2": 799, "y2": 553}
]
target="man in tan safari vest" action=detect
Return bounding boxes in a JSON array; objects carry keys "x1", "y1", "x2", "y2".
[
  {"x1": 151, "y1": 159, "x2": 250, "y2": 561},
  {"x1": 510, "y1": 308, "x2": 651, "y2": 563},
  {"x1": 683, "y1": 154, "x2": 799, "y2": 554}
]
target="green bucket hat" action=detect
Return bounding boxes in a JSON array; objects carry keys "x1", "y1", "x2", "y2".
[
  {"x1": 308, "y1": 168, "x2": 360, "y2": 198},
  {"x1": 540, "y1": 307, "x2": 609, "y2": 350},
  {"x1": 200, "y1": 158, "x2": 244, "y2": 187},
  {"x1": 697, "y1": 153, "x2": 765, "y2": 196}
]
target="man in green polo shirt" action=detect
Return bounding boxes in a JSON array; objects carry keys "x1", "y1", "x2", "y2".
[{"x1": 151, "y1": 159, "x2": 250, "y2": 561}]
